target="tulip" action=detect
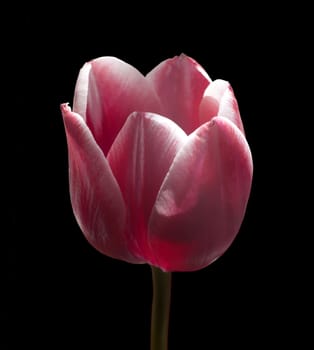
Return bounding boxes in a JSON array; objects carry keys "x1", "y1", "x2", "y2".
[
  {"x1": 61, "y1": 54, "x2": 252, "y2": 272},
  {"x1": 61, "y1": 54, "x2": 253, "y2": 349}
]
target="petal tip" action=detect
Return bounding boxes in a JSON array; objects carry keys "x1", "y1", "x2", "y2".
[{"x1": 60, "y1": 102, "x2": 71, "y2": 113}]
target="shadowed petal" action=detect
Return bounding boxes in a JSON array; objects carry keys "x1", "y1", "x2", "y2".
[
  {"x1": 73, "y1": 57, "x2": 162, "y2": 156},
  {"x1": 149, "y1": 116, "x2": 253, "y2": 271},
  {"x1": 146, "y1": 54, "x2": 210, "y2": 134},
  {"x1": 107, "y1": 112, "x2": 187, "y2": 263},
  {"x1": 61, "y1": 103, "x2": 142, "y2": 264},
  {"x1": 199, "y1": 79, "x2": 244, "y2": 133}
]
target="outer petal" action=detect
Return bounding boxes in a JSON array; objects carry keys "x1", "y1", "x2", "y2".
[
  {"x1": 146, "y1": 54, "x2": 210, "y2": 134},
  {"x1": 149, "y1": 116, "x2": 253, "y2": 271},
  {"x1": 73, "y1": 57, "x2": 162, "y2": 156},
  {"x1": 199, "y1": 79, "x2": 244, "y2": 133},
  {"x1": 107, "y1": 112, "x2": 187, "y2": 263},
  {"x1": 61, "y1": 103, "x2": 141, "y2": 264}
]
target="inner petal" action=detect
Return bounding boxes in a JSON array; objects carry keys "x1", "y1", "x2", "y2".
[
  {"x1": 146, "y1": 54, "x2": 210, "y2": 134},
  {"x1": 73, "y1": 57, "x2": 162, "y2": 156},
  {"x1": 199, "y1": 79, "x2": 244, "y2": 133}
]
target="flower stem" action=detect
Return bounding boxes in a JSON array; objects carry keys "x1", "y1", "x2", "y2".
[{"x1": 150, "y1": 266, "x2": 172, "y2": 350}]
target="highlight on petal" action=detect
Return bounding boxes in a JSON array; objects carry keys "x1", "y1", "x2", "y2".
[
  {"x1": 199, "y1": 79, "x2": 244, "y2": 133},
  {"x1": 146, "y1": 54, "x2": 210, "y2": 134},
  {"x1": 73, "y1": 57, "x2": 162, "y2": 156},
  {"x1": 107, "y1": 111, "x2": 187, "y2": 263},
  {"x1": 60, "y1": 103, "x2": 142, "y2": 264},
  {"x1": 149, "y1": 116, "x2": 253, "y2": 272}
]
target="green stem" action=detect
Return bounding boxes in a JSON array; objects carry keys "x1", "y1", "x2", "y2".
[{"x1": 150, "y1": 266, "x2": 172, "y2": 350}]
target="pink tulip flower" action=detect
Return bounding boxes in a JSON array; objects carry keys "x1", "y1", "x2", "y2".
[{"x1": 61, "y1": 54, "x2": 253, "y2": 272}]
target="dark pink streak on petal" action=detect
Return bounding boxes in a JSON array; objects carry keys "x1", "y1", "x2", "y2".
[
  {"x1": 107, "y1": 112, "x2": 187, "y2": 263},
  {"x1": 61, "y1": 103, "x2": 142, "y2": 264},
  {"x1": 199, "y1": 79, "x2": 244, "y2": 133},
  {"x1": 146, "y1": 54, "x2": 210, "y2": 134},
  {"x1": 149, "y1": 117, "x2": 253, "y2": 272},
  {"x1": 73, "y1": 57, "x2": 162, "y2": 156}
]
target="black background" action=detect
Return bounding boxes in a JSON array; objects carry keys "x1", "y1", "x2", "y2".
[{"x1": 3, "y1": 4, "x2": 307, "y2": 349}]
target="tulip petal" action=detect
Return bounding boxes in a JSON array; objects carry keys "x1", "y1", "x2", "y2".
[
  {"x1": 149, "y1": 116, "x2": 253, "y2": 271},
  {"x1": 61, "y1": 103, "x2": 141, "y2": 263},
  {"x1": 199, "y1": 79, "x2": 244, "y2": 133},
  {"x1": 146, "y1": 54, "x2": 210, "y2": 134},
  {"x1": 107, "y1": 112, "x2": 187, "y2": 263},
  {"x1": 73, "y1": 57, "x2": 162, "y2": 156}
]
